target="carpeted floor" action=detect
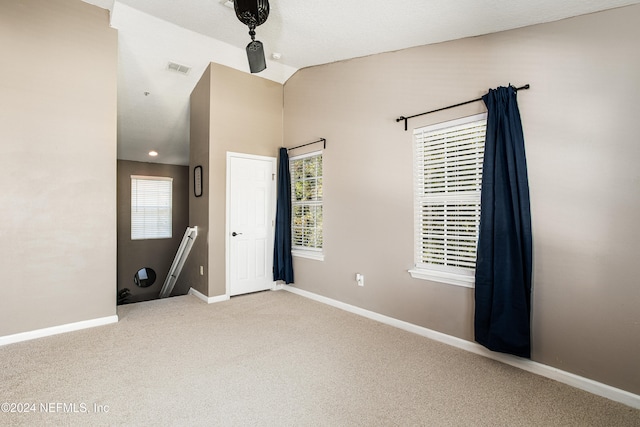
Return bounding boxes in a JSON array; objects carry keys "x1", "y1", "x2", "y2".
[{"x1": 1, "y1": 290, "x2": 638, "y2": 426}]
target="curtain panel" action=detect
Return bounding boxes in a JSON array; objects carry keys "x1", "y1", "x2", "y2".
[
  {"x1": 273, "y1": 147, "x2": 294, "y2": 283},
  {"x1": 475, "y1": 86, "x2": 533, "y2": 358}
]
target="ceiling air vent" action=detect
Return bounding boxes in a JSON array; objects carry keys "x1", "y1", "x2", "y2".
[{"x1": 167, "y1": 61, "x2": 191, "y2": 75}]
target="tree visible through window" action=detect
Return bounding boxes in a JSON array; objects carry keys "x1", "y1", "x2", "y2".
[
  {"x1": 410, "y1": 113, "x2": 487, "y2": 287},
  {"x1": 290, "y1": 152, "x2": 323, "y2": 254},
  {"x1": 131, "y1": 175, "x2": 173, "y2": 240}
]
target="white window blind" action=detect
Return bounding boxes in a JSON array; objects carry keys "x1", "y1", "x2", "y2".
[
  {"x1": 412, "y1": 113, "x2": 486, "y2": 285},
  {"x1": 290, "y1": 151, "x2": 323, "y2": 253},
  {"x1": 131, "y1": 175, "x2": 173, "y2": 240}
]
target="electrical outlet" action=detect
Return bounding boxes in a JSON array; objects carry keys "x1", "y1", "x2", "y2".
[{"x1": 356, "y1": 273, "x2": 364, "y2": 287}]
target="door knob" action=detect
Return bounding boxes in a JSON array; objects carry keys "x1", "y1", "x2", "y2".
[{"x1": 232, "y1": 232, "x2": 242, "y2": 236}]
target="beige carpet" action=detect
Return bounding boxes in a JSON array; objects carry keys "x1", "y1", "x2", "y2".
[{"x1": 1, "y1": 290, "x2": 638, "y2": 426}]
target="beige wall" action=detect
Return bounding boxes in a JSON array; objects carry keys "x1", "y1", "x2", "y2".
[
  {"x1": 0, "y1": 0, "x2": 117, "y2": 335},
  {"x1": 186, "y1": 63, "x2": 283, "y2": 297},
  {"x1": 182, "y1": 65, "x2": 212, "y2": 296},
  {"x1": 284, "y1": 5, "x2": 640, "y2": 394},
  {"x1": 117, "y1": 161, "x2": 189, "y2": 303}
]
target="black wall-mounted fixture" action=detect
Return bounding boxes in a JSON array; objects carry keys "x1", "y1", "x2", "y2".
[
  {"x1": 134, "y1": 267, "x2": 156, "y2": 288},
  {"x1": 233, "y1": 0, "x2": 270, "y2": 73}
]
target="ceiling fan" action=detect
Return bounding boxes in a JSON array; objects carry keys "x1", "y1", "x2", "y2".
[{"x1": 232, "y1": 0, "x2": 270, "y2": 73}]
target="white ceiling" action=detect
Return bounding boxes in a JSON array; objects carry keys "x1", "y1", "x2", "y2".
[{"x1": 83, "y1": 0, "x2": 640, "y2": 165}]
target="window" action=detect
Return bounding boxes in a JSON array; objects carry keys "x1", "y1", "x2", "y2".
[
  {"x1": 409, "y1": 113, "x2": 487, "y2": 287},
  {"x1": 131, "y1": 175, "x2": 173, "y2": 240},
  {"x1": 290, "y1": 151, "x2": 323, "y2": 260}
]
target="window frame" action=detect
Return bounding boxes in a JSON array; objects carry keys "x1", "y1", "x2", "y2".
[
  {"x1": 130, "y1": 175, "x2": 173, "y2": 241},
  {"x1": 408, "y1": 113, "x2": 487, "y2": 288},
  {"x1": 290, "y1": 150, "x2": 324, "y2": 261}
]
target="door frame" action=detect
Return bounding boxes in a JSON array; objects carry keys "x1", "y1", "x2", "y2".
[{"x1": 225, "y1": 151, "x2": 277, "y2": 297}]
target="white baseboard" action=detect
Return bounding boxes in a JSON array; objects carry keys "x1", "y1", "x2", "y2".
[
  {"x1": 0, "y1": 315, "x2": 119, "y2": 347},
  {"x1": 188, "y1": 287, "x2": 230, "y2": 304},
  {"x1": 281, "y1": 285, "x2": 640, "y2": 410}
]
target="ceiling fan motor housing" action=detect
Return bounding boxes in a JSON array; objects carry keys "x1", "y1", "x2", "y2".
[
  {"x1": 233, "y1": 0, "x2": 270, "y2": 73},
  {"x1": 234, "y1": 0, "x2": 270, "y2": 29}
]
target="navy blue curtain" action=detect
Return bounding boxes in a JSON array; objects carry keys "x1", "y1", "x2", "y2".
[
  {"x1": 273, "y1": 147, "x2": 294, "y2": 283},
  {"x1": 475, "y1": 86, "x2": 532, "y2": 358}
]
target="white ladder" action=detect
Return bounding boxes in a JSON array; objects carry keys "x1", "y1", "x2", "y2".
[{"x1": 159, "y1": 226, "x2": 198, "y2": 298}]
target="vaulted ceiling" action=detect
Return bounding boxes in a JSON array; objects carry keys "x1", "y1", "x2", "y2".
[{"x1": 83, "y1": 0, "x2": 640, "y2": 165}]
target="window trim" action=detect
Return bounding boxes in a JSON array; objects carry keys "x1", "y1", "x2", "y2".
[
  {"x1": 408, "y1": 268, "x2": 475, "y2": 288},
  {"x1": 291, "y1": 248, "x2": 325, "y2": 261},
  {"x1": 290, "y1": 150, "x2": 324, "y2": 261},
  {"x1": 409, "y1": 113, "x2": 487, "y2": 288}
]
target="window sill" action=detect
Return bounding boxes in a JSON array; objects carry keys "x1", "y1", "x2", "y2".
[
  {"x1": 408, "y1": 268, "x2": 474, "y2": 288},
  {"x1": 292, "y1": 250, "x2": 325, "y2": 262}
]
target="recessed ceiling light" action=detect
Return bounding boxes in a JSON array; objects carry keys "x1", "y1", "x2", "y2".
[
  {"x1": 271, "y1": 52, "x2": 282, "y2": 60},
  {"x1": 149, "y1": 150, "x2": 158, "y2": 157}
]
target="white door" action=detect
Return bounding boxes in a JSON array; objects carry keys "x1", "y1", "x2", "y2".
[{"x1": 227, "y1": 153, "x2": 276, "y2": 296}]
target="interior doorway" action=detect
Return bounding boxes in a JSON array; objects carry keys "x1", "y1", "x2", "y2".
[{"x1": 226, "y1": 152, "x2": 277, "y2": 296}]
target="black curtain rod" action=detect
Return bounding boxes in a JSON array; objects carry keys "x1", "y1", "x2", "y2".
[
  {"x1": 287, "y1": 138, "x2": 326, "y2": 151},
  {"x1": 396, "y1": 84, "x2": 530, "y2": 131}
]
